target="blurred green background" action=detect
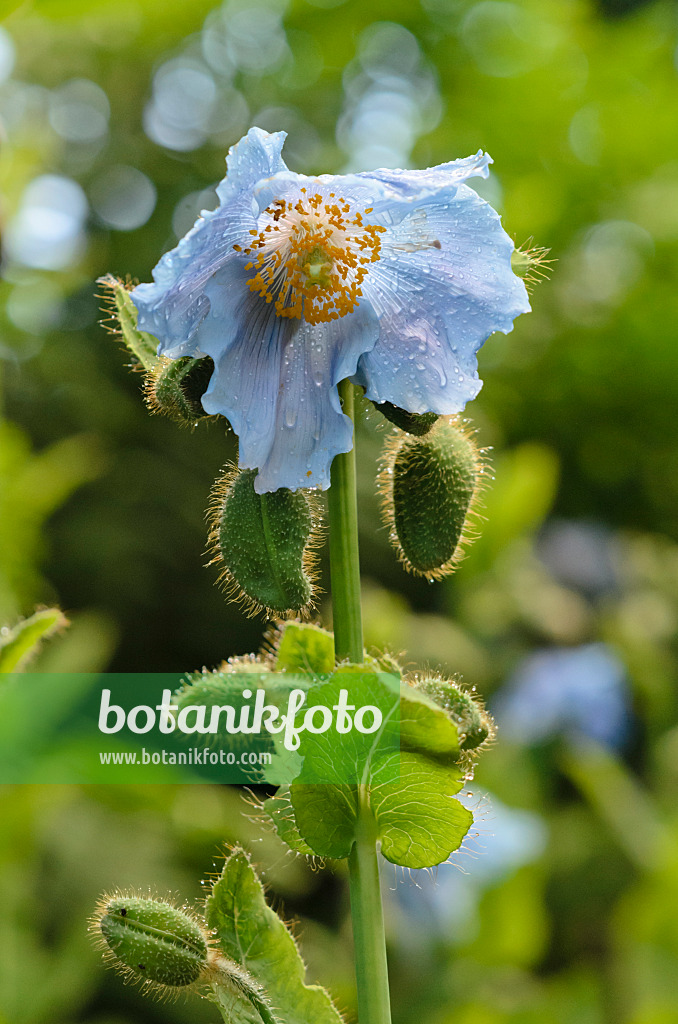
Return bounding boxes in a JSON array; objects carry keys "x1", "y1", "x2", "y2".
[{"x1": 2, "y1": 0, "x2": 678, "y2": 1020}]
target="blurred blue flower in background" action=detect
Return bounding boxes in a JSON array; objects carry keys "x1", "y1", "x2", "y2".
[
  {"x1": 493, "y1": 643, "x2": 631, "y2": 750},
  {"x1": 131, "y1": 126, "x2": 529, "y2": 493},
  {"x1": 537, "y1": 519, "x2": 620, "y2": 597},
  {"x1": 393, "y1": 793, "x2": 547, "y2": 943}
]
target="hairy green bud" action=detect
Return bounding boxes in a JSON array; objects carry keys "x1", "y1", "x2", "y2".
[
  {"x1": 93, "y1": 895, "x2": 209, "y2": 989},
  {"x1": 409, "y1": 674, "x2": 494, "y2": 751},
  {"x1": 378, "y1": 417, "x2": 484, "y2": 579},
  {"x1": 208, "y1": 466, "x2": 323, "y2": 618},
  {"x1": 145, "y1": 355, "x2": 215, "y2": 426},
  {"x1": 373, "y1": 400, "x2": 439, "y2": 436}
]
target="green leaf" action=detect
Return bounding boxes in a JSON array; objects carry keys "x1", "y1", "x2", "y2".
[
  {"x1": 205, "y1": 849, "x2": 342, "y2": 1024},
  {"x1": 272, "y1": 622, "x2": 335, "y2": 675},
  {"x1": 398, "y1": 684, "x2": 461, "y2": 764},
  {"x1": 0, "y1": 609, "x2": 68, "y2": 674},
  {"x1": 265, "y1": 671, "x2": 401, "y2": 842},
  {"x1": 287, "y1": 674, "x2": 474, "y2": 867},
  {"x1": 263, "y1": 786, "x2": 316, "y2": 857},
  {"x1": 292, "y1": 671, "x2": 402, "y2": 784},
  {"x1": 370, "y1": 752, "x2": 473, "y2": 868}
]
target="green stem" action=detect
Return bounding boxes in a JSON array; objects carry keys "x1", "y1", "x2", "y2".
[
  {"x1": 328, "y1": 380, "x2": 391, "y2": 1024},
  {"x1": 347, "y1": 793, "x2": 392, "y2": 1024},
  {"x1": 328, "y1": 378, "x2": 363, "y2": 663}
]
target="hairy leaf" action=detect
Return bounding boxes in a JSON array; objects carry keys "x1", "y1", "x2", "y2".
[{"x1": 206, "y1": 849, "x2": 342, "y2": 1024}]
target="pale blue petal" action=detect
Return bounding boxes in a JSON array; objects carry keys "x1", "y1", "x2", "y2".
[
  {"x1": 252, "y1": 170, "x2": 391, "y2": 212},
  {"x1": 252, "y1": 152, "x2": 490, "y2": 220},
  {"x1": 353, "y1": 183, "x2": 530, "y2": 414},
  {"x1": 355, "y1": 151, "x2": 492, "y2": 203},
  {"x1": 130, "y1": 128, "x2": 288, "y2": 357},
  {"x1": 197, "y1": 264, "x2": 379, "y2": 493}
]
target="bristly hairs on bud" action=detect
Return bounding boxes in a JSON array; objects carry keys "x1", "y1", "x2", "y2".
[
  {"x1": 143, "y1": 354, "x2": 216, "y2": 428},
  {"x1": 90, "y1": 890, "x2": 279, "y2": 1020},
  {"x1": 207, "y1": 463, "x2": 325, "y2": 620},
  {"x1": 90, "y1": 890, "x2": 209, "y2": 999},
  {"x1": 511, "y1": 239, "x2": 554, "y2": 292},
  {"x1": 407, "y1": 672, "x2": 496, "y2": 756},
  {"x1": 377, "y1": 416, "x2": 488, "y2": 581}
]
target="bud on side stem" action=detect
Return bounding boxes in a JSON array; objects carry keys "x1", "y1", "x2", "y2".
[
  {"x1": 409, "y1": 674, "x2": 494, "y2": 752},
  {"x1": 378, "y1": 417, "x2": 484, "y2": 579},
  {"x1": 92, "y1": 892, "x2": 279, "y2": 1020},
  {"x1": 93, "y1": 895, "x2": 209, "y2": 991},
  {"x1": 144, "y1": 355, "x2": 215, "y2": 426},
  {"x1": 208, "y1": 466, "x2": 323, "y2": 618}
]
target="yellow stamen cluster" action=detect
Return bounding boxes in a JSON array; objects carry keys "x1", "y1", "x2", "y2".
[{"x1": 235, "y1": 190, "x2": 386, "y2": 325}]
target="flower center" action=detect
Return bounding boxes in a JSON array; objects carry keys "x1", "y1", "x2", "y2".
[{"x1": 235, "y1": 189, "x2": 386, "y2": 326}]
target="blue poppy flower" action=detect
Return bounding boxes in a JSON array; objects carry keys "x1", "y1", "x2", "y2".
[
  {"x1": 493, "y1": 644, "x2": 631, "y2": 750},
  {"x1": 131, "y1": 127, "x2": 529, "y2": 493}
]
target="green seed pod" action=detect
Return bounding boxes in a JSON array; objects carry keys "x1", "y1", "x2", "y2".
[
  {"x1": 372, "y1": 399, "x2": 439, "y2": 436},
  {"x1": 410, "y1": 673, "x2": 494, "y2": 751},
  {"x1": 378, "y1": 417, "x2": 484, "y2": 579},
  {"x1": 208, "y1": 466, "x2": 323, "y2": 618},
  {"x1": 93, "y1": 894, "x2": 209, "y2": 990},
  {"x1": 145, "y1": 355, "x2": 215, "y2": 426}
]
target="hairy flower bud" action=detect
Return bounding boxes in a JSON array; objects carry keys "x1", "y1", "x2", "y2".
[
  {"x1": 410, "y1": 673, "x2": 494, "y2": 751},
  {"x1": 378, "y1": 417, "x2": 484, "y2": 579},
  {"x1": 93, "y1": 894, "x2": 209, "y2": 990},
  {"x1": 208, "y1": 466, "x2": 322, "y2": 618},
  {"x1": 145, "y1": 355, "x2": 215, "y2": 426}
]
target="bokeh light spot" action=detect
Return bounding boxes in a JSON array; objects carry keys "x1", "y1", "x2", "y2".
[
  {"x1": 3, "y1": 175, "x2": 88, "y2": 270},
  {"x1": 90, "y1": 165, "x2": 157, "y2": 231},
  {"x1": 48, "y1": 78, "x2": 110, "y2": 143}
]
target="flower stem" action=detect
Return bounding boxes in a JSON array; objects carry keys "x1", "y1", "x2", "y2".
[
  {"x1": 328, "y1": 379, "x2": 364, "y2": 663},
  {"x1": 347, "y1": 792, "x2": 393, "y2": 1024},
  {"x1": 328, "y1": 381, "x2": 391, "y2": 1024}
]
